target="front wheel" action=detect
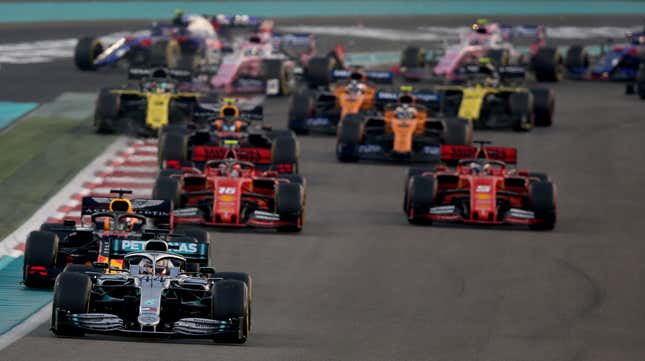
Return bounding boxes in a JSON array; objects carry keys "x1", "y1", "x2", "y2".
[
  {"x1": 336, "y1": 114, "x2": 363, "y2": 162},
  {"x1": 51, "y1": 272, "x2": 92, "y2": 336},
  {"x1": 74, "y1": 37, "x2": 103, "y2": 71}
]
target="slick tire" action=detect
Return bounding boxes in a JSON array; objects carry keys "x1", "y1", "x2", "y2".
[
  {"x1": 400, "y1": 46, "x2": 426, "y2": 68},
  {"x1": 407, "y1": 176, "x2": 435, "y2": 225},
  {"x1": 158, "y1": 133, "x2": 188, "y2": 166},
  {"x1": 637, "y1": 65, "x2": 645, "y2": 99},
  {"x1": 263, "y1": 59, "x2": 293, "y2": 96},
  {"x1": 532, "y1": 47, "x2": 562, "y2": 82},
  {"x1": 214, "y1": 272, "x2": 253, "y2": 331},
  {"x1": 152, "y1": 175, "x2": 181, "y2": 208},
  {"x1": 529, "y1": 181, "x2": 556, "y2": 230},
  {"x1": 305, "y1": 56, "x2": 336, "y2": 88},
  {"x1": 94, "y1": 88, "x2": 120, "y2": 133},
  {"x1": 51, "y1": 272, "x2": 91, "y2": 337},
  {"x1": 485, "y1": 48, "x2": 510, "y2": 67},
  {"x1": 564, "y1": 45, "x2": 588, "y2": 72},
  {"x1": 149, "y1": 39, "x2": 181, "y2": 68},
  {"x1": 280, "y1": 173, "x2": 306, "y2": 188},
  {"x1": 336, "y1": 114, "x2": 363, "y2": 162},
  {"x1": 403, "y1": 168, "x2": 434, "y2": 212},
  {"x1": 443, "y1": 117, "x2": 472, "y2": 145},
  {"x1": 276, "y1": 183, "x2": 304, "y2": 232},
  {"x1": 74, "y1": 37, "x2": 103, "y2": 71},
  {"x1": 288, "y1": 90, "x2": 313, "y2": 134},
  {"x1": 271, "y1": 135, "x2": 299, "y2": 173},
  {"x1": 530, "y1": 88, "x2": 555, "y2": 127},
  {"x1": 509, "y1": 92, "x2": 533, "y2": 132},
  {"x1": 23, "y1": 231, "x2": 58, "y2": 288},
  {"x1": 212, "y1": 280, "x2": 250, "y2": 343}
]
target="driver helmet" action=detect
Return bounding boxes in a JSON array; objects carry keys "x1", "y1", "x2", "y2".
[
  {"x1": 230, "y1": 163, "x2": 242, "y2": 177},
  {"x1": 394, "y1": 104, "x2": 416, "y2": 119},
  {"x1": 472, "y1": 18, "x2": 489, "y2": 34},
  {"x1": 139, "y1": 258, "x2": 154, "y2": 275},
  {"x1": 346, "y1": 80, "x2": 363, "y2": 95},
  {"x1": 469, "y1": 162, "x2": 483, "y2": 174},
  {"x1": 172, "y1": 9, "x2": 187, "y2": 26}
]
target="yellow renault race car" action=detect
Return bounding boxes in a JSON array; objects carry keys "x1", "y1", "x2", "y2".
[
  {"x1": 94, "y1": 68, "x2": 215, "y2": 136},
  {"x1": 436, "y1": 60, "x2": 555, "y2": 131}
]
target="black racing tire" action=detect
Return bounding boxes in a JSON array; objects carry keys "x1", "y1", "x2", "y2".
[
  {"x1": 527, "y1": 172, "x2": 550, "y2": 182},
  {"x1": 271, "y1": 136, "x2": 299, "y2": 173},
  {"x1": 263, "y1": 59, "x2": 293, "y2": 96},
  {"x1": 276, "y1": 182, "x2": 304, "y2": 232},
  {"x1": 532, "y1": 47, "x2": 562, "y2": 82},
  {"x1": 94, "y1": 88, "x2": 120, "y2": 134},
  {"x1": 158, "y1": 133, "x2": 188, "y2": 166},
  {"x1": 288, "y1": 90, "x2": 313, "y2": 134},
  {"x1": 528, "y1": 181, "x2": 556, "y2": 230},
  {"x1": 336, "y1": 114, "x2": 363, "y2": 162},
  {"x1": 530, "y1": 88, "x2": 555, "y2": 127},
  {"x1": 214, "y1": 272, "x2": 252, "y2": 332},
  {"x1": 509, "y1": 92, "x2": 533, "y2": 132},
  {"x1": 407, "y1": 176, "x2": 435, "y2": 225},
  {"x1": 637, "y1": 65, "x2": 645, "y2": 100},
  {"x1": 74, "y1": 37, "x2": 103, "y2": 71},
  {"x1": 280, "y1": 173, "x2": 306, "y2": 188},
  {"x1": 152, "y1": 175, "x2": 181, "y2": 208},
  {"x1": 564, "y1": 45, "x2": 588, "y2": 71},
  {"x1": 443, "y1": 117, "x2": 472, "y2": 145},
  {"x1": 305, "y1": 56, "x2": 336, "y2": 88},
  {"x1": 485, "y1": 48, "x2": 510, "y2": 67},
  {"x1": 149, "y1": 39, "x2": 181, "y2": 68},
  {"x1": 51, "y1": 271, "x2": 92, "y2": 337},
  {"x1": 403, "y1": 168, "x2": 434, "y2": 212},
  {"x1": 173, "y1": 225, "x2": 210, "y2": 244},
  {"x1": 212, "y1": 280, "x2": 250, "y2": 343},
  {"x1": 23, "y1": 231, "x2": 59, "y2": 288},
  {"x1": 400, "y1": 46, "x2": 426, "y2": 68}
]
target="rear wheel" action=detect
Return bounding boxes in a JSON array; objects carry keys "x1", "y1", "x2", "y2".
[
  {"x1": 532, "y1": 47, "x2": 562, "y2": 82},
  {"x1": 23, "y1": 231, "x2": 58, "y2": 288},
  {"x1": 74, "y1": 37, "x2": 103, "y2": 71},
  {"x1": 276, "y1": 183, "x2": 304, "y2": 232},
  {"x1": 443, "y1": 117, "x2": 472, "y2": 145},
  {"x1": 530, "y1": 88, "x2": 555, "y2": 127},
  {"x1": 271, "y1": 136, "x2": 299, "y2": 173},
  {"x1": 212, "y1": 280, "x2": 250, "y2": 343},
  {"x1": 637, "y1": 65, "x2": 645, "y2": 99},
  {"x1": 529, "y1": 181, "x2": 556, "y2": 230},
  {"x1": 509, "y1": 92, "x2": 533, "y2": 132},
  {"x1": 305, "y1": 56, "x2": 336, "y2": 88},
  {"x1": 288, "y1": 90, "x2": 313, "y2": 134},
  {"x1": 94, "y1": 88, "x2": 120, "y2": 133},
  {"x1": 149, "y1": 39, "x2": 181, "y2": 68},
  {"x1": 407, "y1": 176, "x2": 435, "y2": 225},
  {"x1": 263, "y1": 59, "x2": 293, "y2": 96},
  {"x1": 336, "y1": 114, "x2": 363, "y2": 162},
  {"x1": 51, "y1": 272, "x2": 92, "y2": 336},
  {"x1": 485, "y1": 48, "x2": 510, "y2": 68},
  {"x1": 158, "y1": 133, "x2": 188, "y2": 166},
  {"x1": 152, "y1": 176, "x2": 181, "y2": 207},
  {"x1": 400, "y1": 46, "x2": 426, "y2": 68},
  {"x1": 564, "y1": 45, "x2": 588, "y2": 74}
]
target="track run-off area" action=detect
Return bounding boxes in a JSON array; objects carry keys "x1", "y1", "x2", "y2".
[{"x1": 0, "y1": 11, "x2": 645, "y2": 361}]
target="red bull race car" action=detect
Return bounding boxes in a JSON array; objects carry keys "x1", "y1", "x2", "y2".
[
  {"x1": 153, "y1": 159, "x2": 305, "y2": 232},
  {"x1": 404, "y1": 141, "x2": 556, "y2": 230}
]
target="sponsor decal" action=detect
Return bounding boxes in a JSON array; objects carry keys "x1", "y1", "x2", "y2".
[
  {"x1": 422, "y1": 145, "x2": 441, "y2": 155},
  {"x1": 476, "y1": 185, "x2": 491, "y2": 192},
  {"x1": 306, "y1": 117, "x2": 330, "y2": 126},
  {"x1": 358, "y1": 144, "x2": 383, "y2": 153}
]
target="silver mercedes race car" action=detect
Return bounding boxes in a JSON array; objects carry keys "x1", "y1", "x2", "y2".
[{"x1": 50, "y1": 240, "x2": 251, "y2": 344}]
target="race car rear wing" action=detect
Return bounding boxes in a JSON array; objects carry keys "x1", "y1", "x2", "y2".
[
  {"x1": 374, "y1": 89, "x2": 441, "y2": 113},
  {"x1": 128, "y1": 67, "x2": 193, "y2": 82},
  {"x1": 331, "y1": 69, "x2": 393, "y2": 84},
  {"x1": 81, "y1": 196, "x2": 173, "y2": 222},
  {"x1": 441, "y1": 144, "x2": 518, "y2": 164},
  {"x1": 500, "y1": 24, "x2": 546, "y2": 41}
]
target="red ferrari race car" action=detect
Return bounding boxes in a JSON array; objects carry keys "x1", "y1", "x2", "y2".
[
  {"x1": 403, "y1": 141, "x2": 556, "y2": 230},
  {"x1": 153, "y1": 159, "x2": 305, "y2": 232},
  {"x1": 158, "y1": 98, "x2": 299, "y2": 174}
]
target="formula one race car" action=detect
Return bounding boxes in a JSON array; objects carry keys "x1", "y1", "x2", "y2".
[
  {"x1": 75, "y1": 13, "x2": 225, "y2": 72},
  {"x1": 94, "y1": 67, "x2": 218, "y2": 136},
  {"x1": 158, "y1": 99, "x2": 299, "y2": 174},
  {"x1": 626, "y1": 64, "x2": 645, "y2": 98},
  {"x1": 287, "y1": 69, "x2": 394, "y2": 134},
  {"x1": 51, "y1": 239, "x2": 251, "y2": 343},
  {"x1": 336, "y1": 86, "x2": 472, "y2": 162},
  {"x1": 153, "y1": 159, "x2": 305, "y2": 232},
  {"x1": 582, "y1": 29, "x2": 645, "y2": 81},
  {"x1": 404, "y1": 141, "x2": 556, "y2": 230},
  {"x1": 435, "y1": 62, "x2": 555, "y2": 130},
  {"x1": 22, "y1": 190, "x2": 211, "y2": 288},
  {"x1": 398, "y1": 19, "x2": 571, "y2": 82}
]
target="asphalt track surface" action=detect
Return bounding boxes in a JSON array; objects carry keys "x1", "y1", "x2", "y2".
[{"x1": 2, "y1": 15, "x2": 645, "y2": 361}]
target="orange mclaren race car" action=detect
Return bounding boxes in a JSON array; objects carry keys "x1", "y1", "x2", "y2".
[
  {"x1": 287, "y1": 68, "x2": 393, "y2": 134},
  {"x1": 404, "y1": 141, "x2": 556, "y2": 230},
  {"x1": 336, "y1": 86, "x2": 472, "y2": 162}
]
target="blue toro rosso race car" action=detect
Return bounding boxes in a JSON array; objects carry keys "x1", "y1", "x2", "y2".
[{"x1": 73, "y1": 13, "x2": 267, "y2": 72}]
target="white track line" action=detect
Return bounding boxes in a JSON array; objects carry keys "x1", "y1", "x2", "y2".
[{"x1": 0, "y1": 304, "x2": 51, "y2": 351}]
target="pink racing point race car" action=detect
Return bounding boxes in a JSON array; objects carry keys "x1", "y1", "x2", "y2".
[
  {"x1": 397, "y1": 19, "x2": 568, "y2": 83},
  {"x1": 403, "y1": 141, "x2": 556, "y2": 230},
  {"x1": 210, "y1": 28, "x2": 343, "y2": 96},
  {"x1": 153, "y1": 159, "x2": 305, "y2": 232}
]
